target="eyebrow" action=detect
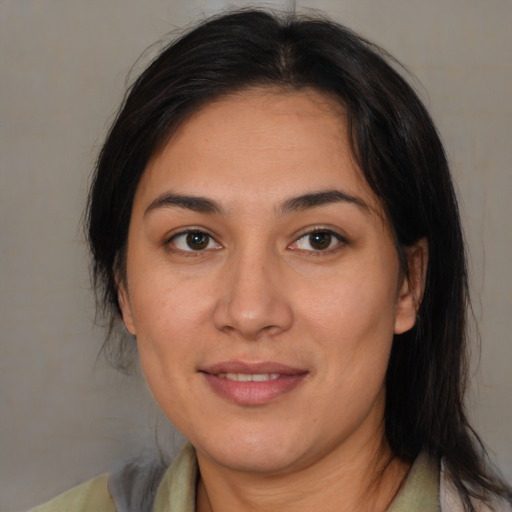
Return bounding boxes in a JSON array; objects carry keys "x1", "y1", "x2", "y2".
[
  {"x1": 144, "y1": 189, "x2": 369, "y2": 217},
  {"x1": 280, "y1": 190, "x2": 369, "y2": 215},
  {"x1": 145, "y1": 193, "x2": 223, "y2": 216}
]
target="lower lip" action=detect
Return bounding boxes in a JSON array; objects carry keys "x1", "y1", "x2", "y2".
[{"x1": 201, "y1": 373, "x2": 307, "y2": 405}]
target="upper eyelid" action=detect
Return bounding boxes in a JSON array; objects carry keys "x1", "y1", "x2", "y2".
[
  {"x1": 288, "y1": 228, "x2": 349, "y2": 255},
  {"x1": 164, "y1": 226, "x2": 347, "y2": 248},
  {"x1": 292, "y1": 226, "x2": 348, "y2": 242},
  {"x1": 294, "y1": 231, "x2": 344, "y2": 245},
  {"x1": 165, "y1": 231, "x2": 222, "y2": 255},
  {"x1": 165, "y1": 226, "x2": 219, "y2": 244},
  {"x1": 173, "y1": 232, "x2": 218, "y2": 248},
  {"x1": 297, "y1": 229, "x2": 344, "y2": 239}
]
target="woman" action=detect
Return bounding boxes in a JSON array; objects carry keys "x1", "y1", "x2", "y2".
[{"x1": 31, "y1": 9, "x2": 511, "y2": 512}]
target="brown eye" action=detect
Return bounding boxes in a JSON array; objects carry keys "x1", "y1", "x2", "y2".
[
  {"x1": 308, "y1": 232, "x2": 332, "y2": 250},
  {"x1": 290, "y1": 230, "x2": 344, "y2": 253},
  {"x1": 169, "y1": 230, "x2": 220, "y2": 252},
  {"x1": 186, "y1": 231, "x2": 209, "y2": 250}
]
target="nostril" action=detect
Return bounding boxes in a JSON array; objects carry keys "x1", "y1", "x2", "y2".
[{"x1": 212, "y1": 290, "x2": 293, "y2": 340}]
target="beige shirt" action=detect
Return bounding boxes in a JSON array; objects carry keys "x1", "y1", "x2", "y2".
[{"x1": 29, "y1": 444, "x2": 509, "y2": 512}]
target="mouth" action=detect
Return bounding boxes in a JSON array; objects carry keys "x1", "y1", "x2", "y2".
[
  {"x1": 199, "y1": 361, "x2": 308, "y2": 405},
  {"x1": 216, "y1": 373, "x2": 280, "y2": 382}
]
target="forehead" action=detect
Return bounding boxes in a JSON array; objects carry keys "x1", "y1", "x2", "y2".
[{"x1": 136, "y1": 87, "x2": 381, "y2": 215}]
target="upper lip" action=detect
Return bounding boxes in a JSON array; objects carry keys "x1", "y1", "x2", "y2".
[{"x1": 200, "y1": 361, "x2": 308, "y2": 376}]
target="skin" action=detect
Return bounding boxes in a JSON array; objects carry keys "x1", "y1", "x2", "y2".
[{"x1": 118, "y1": 88, "x2": 427, "y2": 512}]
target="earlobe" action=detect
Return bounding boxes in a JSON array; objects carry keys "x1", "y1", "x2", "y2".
[
  {"x1": 118, "y1": 282, "x2": 137, "y2": 336},
  {"x1": 394, "y1": 238, "x2": 428, "y2": 335}
]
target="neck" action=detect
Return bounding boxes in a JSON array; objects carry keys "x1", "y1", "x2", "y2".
[{"x1": 195, "y1": 437, "x2": 410, "y2": 512}]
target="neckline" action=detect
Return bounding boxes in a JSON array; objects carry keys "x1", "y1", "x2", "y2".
[{"x1": 153, "y1": 444, "x2": 440, "y2": 512}]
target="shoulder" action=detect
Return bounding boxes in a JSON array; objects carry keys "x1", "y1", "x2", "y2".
[
  {"x1": 440, "y1": 466, "x2": 512, "y2": 512},
  {"x1": 26, "y1": 444, "x2": 193, "y2": 512},
  {"x1": 28, "y1": 473, "x2": 115, "y2": 512}
]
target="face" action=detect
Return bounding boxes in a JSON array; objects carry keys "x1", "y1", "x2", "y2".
[{"x1": 119, "y1": 88, "x2": 424, "y2": 476}]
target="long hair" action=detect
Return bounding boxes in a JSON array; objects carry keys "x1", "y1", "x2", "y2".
[{"x1": 87, "y1": 9, "x2": 511, "y2": 509}]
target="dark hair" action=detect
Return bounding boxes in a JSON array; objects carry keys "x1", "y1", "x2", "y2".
[{"x1": 87, "y1": 9, "x2": 511, "y2": 509}]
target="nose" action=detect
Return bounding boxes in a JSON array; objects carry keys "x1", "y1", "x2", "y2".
[{"x1": 212, "y1": 250, "x2": 293, "y2": 340}]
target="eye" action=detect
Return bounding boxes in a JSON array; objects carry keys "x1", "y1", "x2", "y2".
[
  {"x1": 290, "y1": 230, "x2": 345, "y2": 252},
  {"x1": 169, "y1": 230, "x2": 221, "y2": 252}
]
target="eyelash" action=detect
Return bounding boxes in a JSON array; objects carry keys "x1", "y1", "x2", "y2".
[
  {"x1": 166, "y1": 229, "x2": 221, "y2": 254},
  {"x1": 165, "y1": 227, "x2": 347, "y2": 256},
  {"x1": 288, "y1": 229, "x2": 347, "y2": 255}
]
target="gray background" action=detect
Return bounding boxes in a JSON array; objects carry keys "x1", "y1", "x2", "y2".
[{"x1": 1, "y1": 1, "x2": 511, "y2": 511}]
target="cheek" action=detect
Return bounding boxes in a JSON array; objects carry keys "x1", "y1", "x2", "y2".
[
  {"x1": 132, "y1": 284, "x2": 208, "y2": 346},
  {"x1": 295, "y1": 258, "x2": 399, "y2": 388},
  {"x1": 297, "y1": 260, "x2": 399, "y2": 341},
  {"x1": 128, "y1": 275, "x2": 207, "y2": 414},
  {"x1": 127, "y1": 266, "x2": 230, "y2": 406},
  {"x1": 129, "y1": 250, "x2": 214, "y2": 323}
]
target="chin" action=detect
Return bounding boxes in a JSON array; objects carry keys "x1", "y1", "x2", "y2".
[
  {"x1": 210, "y1": 444, "x2": 299, "y2": 474},
  {"x1": 191, "y1": 422, "x2": 324, "y2": 475}
]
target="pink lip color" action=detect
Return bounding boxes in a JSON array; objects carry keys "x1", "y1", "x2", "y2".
[{"x1": 200, "y1": 361, "x2": 308, "y2": 406}]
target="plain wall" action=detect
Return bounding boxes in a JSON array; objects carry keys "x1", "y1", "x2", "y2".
[{"x1": 1, "y1": 1, "x2": 510, "y2": 510}]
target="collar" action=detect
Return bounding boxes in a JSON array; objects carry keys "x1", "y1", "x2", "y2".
[{"x1": 152, "y1": 444, "x2": 440, "y2": 512}]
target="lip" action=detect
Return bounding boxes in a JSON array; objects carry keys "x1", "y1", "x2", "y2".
[{"x1": 200, "y1": 361, "x2": 308, "y2": 406}]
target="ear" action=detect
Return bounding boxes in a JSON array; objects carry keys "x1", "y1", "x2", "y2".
[
  {"x1": 118, "y1": 281, "x2": 137, "y2": 336},
  {"x1": 394, "y1": 238, "x2": 428, "y2": 335}
]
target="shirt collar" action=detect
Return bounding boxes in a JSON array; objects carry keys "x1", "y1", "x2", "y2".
[{"x1": 153, "y1": 444, "x2": 440, "y2": 512}]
